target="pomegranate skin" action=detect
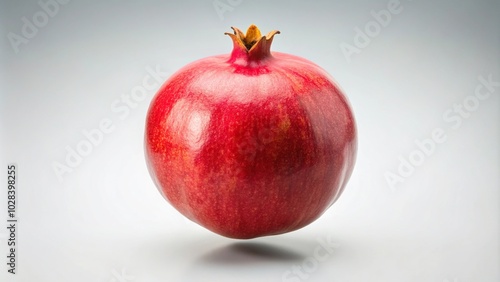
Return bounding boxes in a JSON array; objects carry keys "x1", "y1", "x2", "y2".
[{"x1": 145, "y1": 26, "x2": 357, "y2": 239}]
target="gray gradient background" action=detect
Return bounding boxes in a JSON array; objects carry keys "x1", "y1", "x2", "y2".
[{"x1": 0, "y1": 0, "x2": 499, "y2": 281}]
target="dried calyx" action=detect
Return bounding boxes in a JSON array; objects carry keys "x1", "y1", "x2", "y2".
[{"x1": 226, "y1": 24, "x2": 280, "y2": 61}]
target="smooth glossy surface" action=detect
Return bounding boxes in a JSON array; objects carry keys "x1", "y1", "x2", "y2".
[{"x1": 145, "y1": 27, "x2": 357, "y2": 239}]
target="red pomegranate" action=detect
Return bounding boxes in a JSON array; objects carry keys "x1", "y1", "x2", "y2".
[{"x1": 145, "y1": 25, "x2": 357, "y2": 239}]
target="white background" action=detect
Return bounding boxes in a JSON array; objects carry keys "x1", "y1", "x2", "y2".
[{"x1": 1, "y1": 0, "x2": 499, "y2": 281}]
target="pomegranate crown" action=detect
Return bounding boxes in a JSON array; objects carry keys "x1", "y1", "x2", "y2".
[{"x1": 225, "y1": 24, "x2": 280, "y2": 61}]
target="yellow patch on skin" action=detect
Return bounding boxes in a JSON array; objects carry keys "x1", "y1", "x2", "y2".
[
  {"x1": 278, "y1": 115, "x2": 291, "y2": 133},
  {"x1": 274, "y1": 103, "x2": 291, "y2": 140}
]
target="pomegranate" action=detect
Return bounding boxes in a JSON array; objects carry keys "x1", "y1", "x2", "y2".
[{"x1": 145, "y1": 25, "x2": 357, "y2": 239}]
